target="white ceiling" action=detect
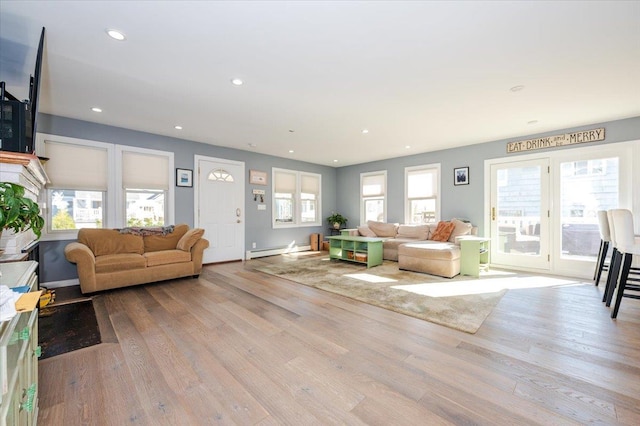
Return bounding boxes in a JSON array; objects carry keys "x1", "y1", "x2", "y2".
[{"x1": 1, "y1": 1, "x2": 639, "y2": 167}]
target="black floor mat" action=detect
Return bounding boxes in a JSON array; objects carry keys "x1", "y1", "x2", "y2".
[{"x1": 38, "y1": 300, "x2": 102, "y2": 359}]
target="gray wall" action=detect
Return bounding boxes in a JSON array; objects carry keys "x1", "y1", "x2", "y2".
[
  {"x1": 37, "y1": 113, "x2": 337, "y2": 283},
  {"x1": 336, "y1": 116, "x2": 640, "y2": 236},
  {"x1": 38, "y1": 114, "x2": 639, "y2": 284}
]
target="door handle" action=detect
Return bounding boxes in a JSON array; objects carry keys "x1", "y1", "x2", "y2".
[
  {"x1": 491, "y1": 207, "x2": 496, "y2": 221},
  {"x1": 236, "y1": 208, "x2": 241, "y2": 217}
]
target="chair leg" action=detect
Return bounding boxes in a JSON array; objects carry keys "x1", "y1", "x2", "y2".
[
  {"x1": 594, "y1": 240, "x2": 608, "y2": 286},
  {"x1": 611, "y1": 253, "x2": 633, "y2": 319},
  {"x1": 593, "y1": 240, "x2": 603, "y2": 280},
  {"x1": 604, "y1": 248, "x2": 621, "y2": 305}
]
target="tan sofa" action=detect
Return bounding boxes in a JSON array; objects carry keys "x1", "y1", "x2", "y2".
[
  {"x1": 349, "y1": 219, "x2": 477, "y2": 278},
  {"x1": 65, "y1": 224, "x2": 209, "y2": 294}
]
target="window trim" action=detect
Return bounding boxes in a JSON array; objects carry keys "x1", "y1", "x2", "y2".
[
  {"x1": 36, "y1": 133, "x2": 174, "y2": 240},
  {"x1": 404, "y1": 163, "x2": 441, "y2": 224},
  {"x1": 272, "y1": 167, "x2": 322, "y2": 228},
  {"x1": 360, "y1": 170, "x2": 387, "y2": 225}
]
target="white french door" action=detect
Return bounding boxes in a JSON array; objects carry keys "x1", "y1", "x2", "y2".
[
  {"x1": 487, "y1": 141, "x2": 633, "y2": 278},
  {"x1": 489, "y1": 159, "x2": 550, "y2": 271},
  {"x1": 195, "y1": 156, "x2": 245, "y2": 264}
]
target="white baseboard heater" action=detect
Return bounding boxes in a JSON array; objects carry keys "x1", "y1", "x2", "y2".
[{"x1": 245, "y1": 244, "x2": 311, "y2": 260}]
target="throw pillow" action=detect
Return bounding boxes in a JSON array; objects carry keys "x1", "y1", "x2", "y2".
[
  {"x1": 176, "y1": 228, "x2": 205, "y2": 251},
  {"x1": 430, "y1": 221, "x2": 455, "y2": 242},
  {"x1": 448, "y1": 218, "x2": 473, "y2": 243},
  {"x1": 358, "y1": 226, "x2": 377, "y2": 237}
]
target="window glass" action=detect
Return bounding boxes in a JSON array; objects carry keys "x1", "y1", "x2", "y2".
[
  {"x1": 361, "y1": 171, "x2": 386, "y2": 224},
  {"x1": 405, "y1": 166, "x2": 439, "y2": 224},
  {"x1": 273, "y1": 169, "x2": 321, "y2": 227},
  {"x1": 125, "y1": 189, "x2": 165, "y2": 227},
  {"x1": 50, "y1": 189, "x2": 104, "y2": 230}
]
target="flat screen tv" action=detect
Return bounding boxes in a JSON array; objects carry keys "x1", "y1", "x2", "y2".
[{"x1": 0, "y1": 27, "x2": 45, "y2": 154}]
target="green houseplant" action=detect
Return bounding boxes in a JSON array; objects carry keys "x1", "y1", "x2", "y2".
[
  {"x1": 326, "y1": 213, "x2": 348, "y2": 230},
  {"x1": 0, "y1": 182, "x2": 45, "y2": 239}
]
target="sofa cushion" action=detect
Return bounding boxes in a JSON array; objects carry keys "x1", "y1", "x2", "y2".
[
  {"x1": 144, "y1": 224, "x2": 190, "y2": 252},
  {"x1": 367, "y1": 220, "x2": 399, "y2": 237},
  {"x1": 397, "y1": 224, "x2": 430, "y2": 240},
  {"x1": 144, "y1": 249, "x2": 192, "y2": 267},
  {"x1": 95, "y1": 253, "x2": 147, "y2": 274},
  {"x1": 358, "y1": 226, "x2": 377, "y2": 237},
  {"x1": 79, "y1": 229, "x2": 144, "y2": 256},
  {"x1": 448, "y1": 218, "x2": 473, "y2": 243},
  {"x1": 399, "y1": 242, "x2": 461, "y2": 261},
  {"x1": 177, "y1": 228, "x2": 205, "y2": 251},
  {"x1": 430, "y1": 221, "x2": 455, "y2": 242}
]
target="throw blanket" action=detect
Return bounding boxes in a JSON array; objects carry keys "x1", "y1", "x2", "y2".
[{"x1": 117, "y1": 225, "x2": 175, "y2": 236}]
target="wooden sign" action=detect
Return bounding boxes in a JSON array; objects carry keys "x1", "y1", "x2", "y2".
[{"x1": 507, "y1": 128, "x2": 605, "y2": 154}]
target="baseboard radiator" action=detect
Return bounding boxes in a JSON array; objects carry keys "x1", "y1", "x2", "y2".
[{"x1": 245, "y1": 244, "x2": 311, "y2": 260}]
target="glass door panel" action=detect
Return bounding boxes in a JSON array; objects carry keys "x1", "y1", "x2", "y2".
[{"x1": 490, "y1": 159, "x2": 550, "y2": 271}]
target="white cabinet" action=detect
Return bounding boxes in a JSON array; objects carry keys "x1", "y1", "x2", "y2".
[{"x1": 0, "y1": 261, "x2": 39, "y2": 426}]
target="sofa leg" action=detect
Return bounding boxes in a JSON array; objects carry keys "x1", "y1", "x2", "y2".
[{"x1": 192, "y1": 274, "x2": 200, "y2": 279}]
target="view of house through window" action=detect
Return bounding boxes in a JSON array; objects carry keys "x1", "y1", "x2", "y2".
[
  {"x1": 51, "y1": 190, "x2": 104, "y2": 230},
  {"x1": 560, "y1": 157, "x2": 619, "y2": 259},
  {"x1": 125, "y1": 189, "x2": 166, "y2": 227}
]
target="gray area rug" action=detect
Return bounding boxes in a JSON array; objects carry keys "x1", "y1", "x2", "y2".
[{"x1": 254, "y1": 257, "x2": 509, "y2": 334}]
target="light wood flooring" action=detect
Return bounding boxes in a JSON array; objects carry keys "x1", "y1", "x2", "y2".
[{"x1": 38, "y1": 254, "x2": 640, "y2": 425}]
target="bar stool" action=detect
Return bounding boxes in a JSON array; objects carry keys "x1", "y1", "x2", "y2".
[
  {"x1": 609, "y1": 209, "x2": 640, "y2": 318},
  {"x1": 593, "y1": 210, "x2": 610, "y2": 286},
  {"x1": 603, "y1": 210, "x2": 621, "y2": 304}
]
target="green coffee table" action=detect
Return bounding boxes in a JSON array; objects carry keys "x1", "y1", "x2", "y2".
[{"x1": 328, "y1": 235, "x2": 384, "y2": 268}]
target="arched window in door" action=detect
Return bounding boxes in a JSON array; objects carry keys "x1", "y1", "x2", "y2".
[{"x1": 208, "y1": 168, "x2": 234, "y2": 182}]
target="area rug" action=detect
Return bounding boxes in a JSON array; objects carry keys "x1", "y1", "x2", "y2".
[
  {"x1": 255, "y1": 257, "x2": 508, "y2": 333},
  {"x1": 38, "y1": 299, "x2": 102, "y2": 359}
]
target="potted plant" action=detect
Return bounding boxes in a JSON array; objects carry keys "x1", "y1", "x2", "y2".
[
  {"x1": 327, "y1": 213, "x2": 348, "y2": 230},
  {"x1": 0, "y1": 182, "x2": 45, "y2": 239}
]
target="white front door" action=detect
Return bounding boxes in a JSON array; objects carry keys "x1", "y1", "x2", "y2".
[{"x1": 195, "y1": 156, "x2": 245, "y2": 263}]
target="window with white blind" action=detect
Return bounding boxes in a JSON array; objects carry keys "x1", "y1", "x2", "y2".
[
  {"x1": 38, "y1": 134, "x2": 174, "y2": 237},
  {"x1": 405, "y1": 164, "x2": 440, "y2": 224},
  {"x1": 361, "y1": 171, "x2": 387, "y2": 224},
  {"x1": 44, "y1": 139, "x2": 110, "y2": 232},
  {"x1": 120, "y1": 148, "x2": 170, "y2": 227},
  {"x1": 273, "y1": 168, "x2": 321, "y2": 227}
]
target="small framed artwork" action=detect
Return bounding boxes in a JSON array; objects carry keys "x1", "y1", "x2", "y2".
[
  {"x1": 249, "y1": 169, "x2": 267, "y2": 185},
  {"x1": 454, "y1": 167, "x2": 469, "y2": 186},
  {"x1": 176, "y1": 168, "x2": 193, "y2": 187}
]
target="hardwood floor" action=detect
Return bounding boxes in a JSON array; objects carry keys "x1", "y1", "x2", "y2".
[{"x1": 38, "y1": 255, "x2": 640, "y2": 425}]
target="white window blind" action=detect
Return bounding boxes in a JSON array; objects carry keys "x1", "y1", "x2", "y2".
[
  {"x1": 44, "y1": 141, "x2": 108, "y2": 190},
  {"x1": 122, "y1": 151, "x2": 169, "y2": 190},
  {"x1": 362, "y1": 173, "x2": 385, "y2": 197},
  {"x1": 274, "y1": 170, "x2": 297, "y2": 193},
  {"x1": 407, "y1": 169, "x2": 436, "y2": 197},
  {"x1": 301, "y1": 174, "x2": 319, "y2": 195}
]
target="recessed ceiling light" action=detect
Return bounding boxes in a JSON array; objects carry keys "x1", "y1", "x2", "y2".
[
  {"x1": 405, "y1": 145, "x2": 411, "y2": 149},
  {"x1": 174, "y1": 125, "x2": 183, "y2": 130},
  {"x1": 106, "y1": 29, "x2": 126, "y2": 41},
  {"x1": 333, "y1": 160, "x2": 338, "y2": 163},
  {"x1": 288, "y1": 150, "x2": 294, "y2": 153},
  {"x1": 231, "y1": 78, "x2": 244, "y2": 86},
  {"x1": 91, "y1": 107, "x2": 102, "y2": 113},
  {"x1": 510, "y1": 85, "x2": 525, "y2": 92},
  {"x1": 527, "y1": 120, "x2": 539, "y2": 125},
  {"x1": 361, "y1": 129, "x2": 369, "y2": 134}
]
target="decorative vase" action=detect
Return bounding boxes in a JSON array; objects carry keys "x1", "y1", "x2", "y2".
[{"x1": 333, "y1": 222, "x2": 340, "y2": 230}]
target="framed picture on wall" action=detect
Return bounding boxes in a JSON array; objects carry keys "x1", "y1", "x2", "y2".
[
  {"x1": 454, "y1": 166, "x2": 469, "y2": 186},
  {"x1": 249, "y1": 169, "x2": 268, "y2": 185},
  {"x1": 176, "y1": 168, "x2": 193, "y2": 187}
]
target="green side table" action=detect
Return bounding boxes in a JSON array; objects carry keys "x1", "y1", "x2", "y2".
[{"x1": 459, "y1": 237, "x2": 490, "y2": 277}]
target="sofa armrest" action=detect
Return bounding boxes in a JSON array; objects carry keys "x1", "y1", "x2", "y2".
[
  {"x1": 191, "y1": 238, "x2": 210, "y2": 274},
  {"x1": 64, "y1": 242, "x2": 98, "y2": 293}
]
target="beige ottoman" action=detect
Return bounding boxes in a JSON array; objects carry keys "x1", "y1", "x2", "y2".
[{"x1": 398, "y1": 242, "x2": 461, "y2": 278}]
